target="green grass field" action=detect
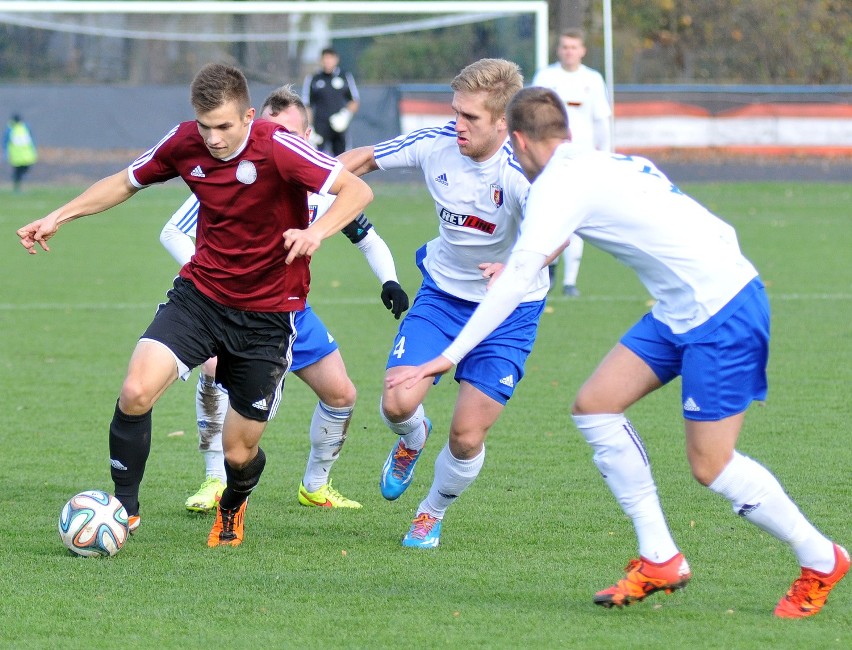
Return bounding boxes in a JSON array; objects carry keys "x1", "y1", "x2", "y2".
[{"x1": 1, "y1": 181, "x2": 850, "y2": 648}]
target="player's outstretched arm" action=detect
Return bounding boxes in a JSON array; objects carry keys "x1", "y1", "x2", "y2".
[
  {"x1": 337, "y1": 146, "x2": 379, "y2": 177},
  {"x1": 385, "y1": 355, "x2": 455, "y2": 391},
  {"x1": 17, "y1": 171, "x2": 137, "y2": 254},
  {"x1": 351, "y1": 227, "x2": 409, "y2": 318}
]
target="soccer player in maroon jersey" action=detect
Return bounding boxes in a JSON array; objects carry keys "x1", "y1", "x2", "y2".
[{"x1": 16, "y1": 63, "x2": 373, "y2": 547}]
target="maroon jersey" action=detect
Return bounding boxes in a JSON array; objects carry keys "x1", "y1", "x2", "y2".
[{"x1": 129, "y1": 120, "x2": 341, "y2": 312}]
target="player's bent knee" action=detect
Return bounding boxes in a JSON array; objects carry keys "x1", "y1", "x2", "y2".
[
  {"x1": 118, "y1": 380, "x2": 158, "y2": 415},
  {"x1": 380, "y1": 388, "x2": 417, "y2": 422},
  {"x1": 688, "y1": 460, "x2": 725, "y2": 487},
  {"x1": 321, "y1": 380, "x2": 356, "y2": 409}
]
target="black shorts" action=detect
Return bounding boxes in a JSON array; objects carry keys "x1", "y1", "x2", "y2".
[{"x1": 141, "y1": 277, "x2": 296, "y2": 422}]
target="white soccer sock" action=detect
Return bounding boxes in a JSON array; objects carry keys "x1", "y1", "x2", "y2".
[
  {"x1": 196, "y1": 373, "x2": 227, "y2": 482},
  {"x1": 303, "y1": 401, "x2": 354, "y2": 492},
  {"x1": 419, "y1": 443, "x2": 485, "y2": 519},
  {"x1": 380, "y1": 401, "x2": 428, "y2": 450},
  {"x1": 708, "y1": 451, "x2": 835, "y2": 572},
  {"x1": 573, "y1": 413, "x2": 680, "y2": 562}
]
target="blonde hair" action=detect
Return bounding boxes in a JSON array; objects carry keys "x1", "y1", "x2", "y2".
[{"x1": 451, "y1": 58, "x2": 523, "y2": 119}]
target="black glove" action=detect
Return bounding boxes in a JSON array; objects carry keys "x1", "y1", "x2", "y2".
[{"x1": 380, "y1": 281, "x2": 409, "y2": 319}]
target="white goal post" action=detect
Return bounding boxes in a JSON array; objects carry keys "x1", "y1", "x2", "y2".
[{"x1": 0, "y1": 1, "x2": 550, "y2": 73}]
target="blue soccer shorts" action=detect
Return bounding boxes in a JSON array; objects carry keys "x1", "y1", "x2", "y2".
[
  {"x1": 386, "y1": 277, "x2": 544, "y2": 405},
  {"x1": 620, "y1": 278, "x2": 769, "y2": 421},
  {"x1": 291, "y1": 302, "x2": 338, "y2": 372}
]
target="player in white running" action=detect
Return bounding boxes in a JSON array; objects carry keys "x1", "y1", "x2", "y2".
[
  {"x1": 390, "y1": 86, "x2": 849, "y2": 617},
  {"x1": 161, "y1": 86, "x2": 409, "y2": 513},
  {"x1": 532, "y1": 28, "x2": 612, "y2": 297},
  {"x1": 339, "y1": 59, "x2": 549, "y2": 548}
]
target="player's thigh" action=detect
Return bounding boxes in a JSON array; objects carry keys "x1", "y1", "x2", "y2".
[
  {"x1": 684, "y1": 413, "x2": 745, "y2": 485},
  {"x1": 573, "y1": 342, "x2": 664, "y2": 414},
  {"x1": 382, "y1": 367, "x2": 434, "y2": 419},
  {"x1": 449, "y1": 381, "x2": 504, "y2": 458},
  {"x1": 294, "y1": 349, "x2": 355, "y2": 407},
  {"x1": 120, "y1": 339, "x2": 181, "y2": 413}
]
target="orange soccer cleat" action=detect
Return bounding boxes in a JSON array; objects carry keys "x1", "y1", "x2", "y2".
[
  {"x1": 207, "y1": 501, "x2": 247, "y2": 548},
  {"x1": 774, "y1": 544, "x2": 849, "y2": 618},
  {"x1": 594, "y1": 553, "x2": 692, "y2": 608}
]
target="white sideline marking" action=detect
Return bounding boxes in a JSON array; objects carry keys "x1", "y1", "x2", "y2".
[{"x1": 2, "y1": 293, "x2": 851, "y2": 311}]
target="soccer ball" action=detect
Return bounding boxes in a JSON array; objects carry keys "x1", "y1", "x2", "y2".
[{"x1": 58, "y1": 490, "x2": 129, "y2": 557}]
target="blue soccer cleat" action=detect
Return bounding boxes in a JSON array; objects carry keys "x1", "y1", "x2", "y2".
[
  {"x1": 402, "y1": 512, "x2": 443, "y2": 549},
  {"x1": 379, "y1": 417, "x2": 432, "y2": 500}
]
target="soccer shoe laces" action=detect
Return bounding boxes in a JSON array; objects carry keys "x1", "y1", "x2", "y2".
[
  {"x1": 323, "y1": 480, "x2": 346, "y2": 501},
  {"x1": 391, "y1": 443, "x2": 419, "y2": 478},
  {"x1": 409, "y1": 513, "x2": 439, "y2": 540},
  {"x1": 219, "y1": 508, "x2": 237, "y2": 539},
  {"x1": 784, "y1": 571, "x2": 830, "y2": 610}
]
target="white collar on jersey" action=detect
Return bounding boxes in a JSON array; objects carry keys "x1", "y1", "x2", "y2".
[{"x1": 220, "y1": 121, "x2": 254, "y2": 162}]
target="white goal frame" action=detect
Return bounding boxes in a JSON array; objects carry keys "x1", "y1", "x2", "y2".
[{"x1": 0, "y1": 1, "x2": 550, "y2": 72}]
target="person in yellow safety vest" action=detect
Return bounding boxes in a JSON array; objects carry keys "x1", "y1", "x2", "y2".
[{"x1": 4, "y1": 114, "x2": 38, "y2": 192}]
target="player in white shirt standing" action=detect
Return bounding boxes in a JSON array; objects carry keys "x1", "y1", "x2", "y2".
[
  {"x1": 340, "y1": 59, "x2": 548, "y2": 548},
  {"x1": 532, "y1": 28, "x2": 612, "y2": 297},
  {"x1": 160, "y1": 86, "x2": 409, "y2": 513},
  {"x1": 389, "y1": 87, "x2": 848, "y2": 617}
]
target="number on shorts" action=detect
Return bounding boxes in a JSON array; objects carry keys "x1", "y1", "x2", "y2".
[{"x1": 392, "y1": 336, "x2": 406, "y2": 359}]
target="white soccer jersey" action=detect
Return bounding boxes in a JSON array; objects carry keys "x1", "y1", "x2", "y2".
[
  {"x1": 518, "y1": 144, "x2": 758, "y2": 333},
  {"x1": 373, "y1": 121, "x2": 548, "y2": 303},
  {"x1": 531, "y1": 64, "x2": 611, "y2": 152}
]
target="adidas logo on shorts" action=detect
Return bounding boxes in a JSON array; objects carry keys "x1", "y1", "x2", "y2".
[
  {"x1": 252, "y1": 397, "x2": 269, "y2": 411},
  {"x1": 683, "y1": 397, "x2": 701, "y2": 412},
  {"x1": 499, "y1": 374, "x2": 514, "y2": 388}
]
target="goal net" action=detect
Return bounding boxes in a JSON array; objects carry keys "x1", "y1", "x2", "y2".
[{"x1": 0, "y1": 1, "x2": 548, "y2": 84}]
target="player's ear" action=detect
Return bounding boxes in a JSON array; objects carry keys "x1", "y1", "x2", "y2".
[
  {"x1": 510, "y1": 131, "x2": 527, "y2": 152},
  {"x1": 244, "y1": 107, "x2": 256, "y2": 124}
]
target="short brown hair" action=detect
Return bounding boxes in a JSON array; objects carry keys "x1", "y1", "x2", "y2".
[
  {"x1": 559, "y1": 28, "x2": 586, "y2": 43},
  {"x1": 261, "y1": 85, "x2": 309, "y2": 132},
  {"x1": 451, "y1": 58, "x2": 523, "y2": 119},
  {"x1": 190, "y1": 63, "x2": 251, "y2": 114},
  {"x1": 506, "y1": 87, "x2": 569, "y2": 141}
]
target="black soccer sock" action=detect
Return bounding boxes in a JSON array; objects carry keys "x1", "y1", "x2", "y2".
[
  {"x1": 108, "y1": 400, "x2": 152, "y2": 516},
  {"x1": 219, "y1": 447, "x2": 267, "y2": 511}
]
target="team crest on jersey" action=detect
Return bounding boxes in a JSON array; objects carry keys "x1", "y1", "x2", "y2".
[
  {"x1": 308, "y1": 204, "x2": 319, "y2": 224},
  {"x1": 331, "y1": 76, "x2": 345, "y2": 89},
  {"x1": 236, "y1": 160, "x2": 257, "y2": 184},
  {"x1": 490, "y1": 184, "x2": 504, "y2": 207}
]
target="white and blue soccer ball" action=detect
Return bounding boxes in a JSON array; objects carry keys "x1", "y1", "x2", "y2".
[{"x1": 58, "y1": 490, "x2": 129, "y2": 557}]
